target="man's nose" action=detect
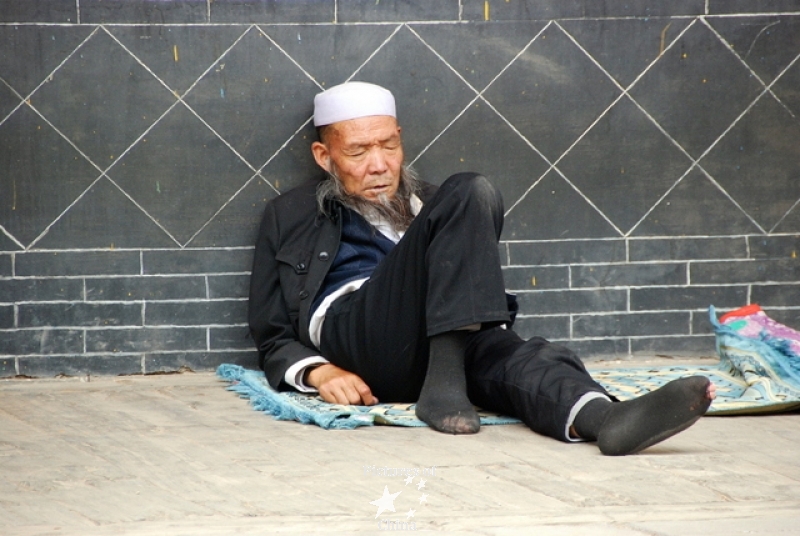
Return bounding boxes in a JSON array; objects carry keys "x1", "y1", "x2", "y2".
[{"x1": 366, "y1": 147, "x2": 389, "y2": 173}]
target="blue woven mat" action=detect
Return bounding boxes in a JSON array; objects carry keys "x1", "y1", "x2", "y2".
[{"x1": 218, "y1": 307, "x2": 800, "y2": 428}]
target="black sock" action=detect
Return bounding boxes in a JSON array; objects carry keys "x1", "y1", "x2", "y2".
[
  {"x1": 573, "y1": 397, "x2": 612, "y2": 441},
  {"x1": 415, "y1": 331, "x2": 480, "y2": 435},
  {"x1": 598, "y1": 376, "x2": 712, "y2": 456}
]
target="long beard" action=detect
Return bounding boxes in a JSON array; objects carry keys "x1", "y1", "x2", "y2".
[{"x1": 316, "y1": 165, "x2": 421, "y2": 234}]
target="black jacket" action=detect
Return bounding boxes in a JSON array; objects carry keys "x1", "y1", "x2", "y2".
[{"x1": 249, "y1": 178, "x2": 439, "y2": 389}]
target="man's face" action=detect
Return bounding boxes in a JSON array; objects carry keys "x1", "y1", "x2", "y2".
[{"x1": 311, "y1": 115, "x2": 404, "y2": 201}]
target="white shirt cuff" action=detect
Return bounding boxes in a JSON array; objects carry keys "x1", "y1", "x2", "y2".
[
  {"x1": 284, "y1": 356, "x2": 330, "y2": 392},
  {"x1": 565, "y1": 391, "x2": 612, "y2": 442}
]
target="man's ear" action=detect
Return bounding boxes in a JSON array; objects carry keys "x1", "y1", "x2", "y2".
[{"x1": 311, "y1": 141, "x2": 331, "y2": 173}]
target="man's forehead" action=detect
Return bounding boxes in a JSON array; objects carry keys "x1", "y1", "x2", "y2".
[{"x1": 328, "y1": 116, "x2": 400, "y2": 143}]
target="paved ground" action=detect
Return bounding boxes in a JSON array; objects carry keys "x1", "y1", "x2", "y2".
[{"x1": 1, "y1": 366, "x2": 799, "y2": 535}]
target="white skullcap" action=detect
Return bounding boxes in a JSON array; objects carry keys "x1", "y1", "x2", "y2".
[{"x1": 313, "y1": 81, "x2": 396, "y2": 127}]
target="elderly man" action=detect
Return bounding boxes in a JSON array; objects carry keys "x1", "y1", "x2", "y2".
[{"x1": 249, "y1": 82, "x2": 715, "y2": 455}]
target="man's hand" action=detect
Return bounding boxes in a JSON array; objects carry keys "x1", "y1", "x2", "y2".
[{"x1": 305, "y1": 363, "x2": 379, "y2": 406}]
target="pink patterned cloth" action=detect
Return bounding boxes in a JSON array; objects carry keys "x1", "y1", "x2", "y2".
[{"x1": 720, "y1": 304, "x2": 800, "y2": 357}]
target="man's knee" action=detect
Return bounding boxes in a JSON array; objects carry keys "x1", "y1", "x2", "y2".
[{"x1": 442, "y1": 172, "x2": 504, "y2": 214}]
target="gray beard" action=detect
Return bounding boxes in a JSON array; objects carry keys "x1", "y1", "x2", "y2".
[{"x1": 316, "y1": 165, "x2": 421, "y2": 235}]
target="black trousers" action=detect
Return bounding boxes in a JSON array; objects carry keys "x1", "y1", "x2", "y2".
[{"x1": 320, "y1": 173, "x2": 610, "y2": 440}]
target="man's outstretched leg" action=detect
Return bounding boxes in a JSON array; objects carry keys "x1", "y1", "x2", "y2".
[
  {"x1": 573, "y1": 376, "x2": 716, "y2": 455},
  {"x1": 415, "y1": 331, "x2": 480, "y2": 434}
]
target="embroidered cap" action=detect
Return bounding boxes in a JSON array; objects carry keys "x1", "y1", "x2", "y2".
[{"x1": 313, "y1": 81, "x2": 396, "y2": 127}]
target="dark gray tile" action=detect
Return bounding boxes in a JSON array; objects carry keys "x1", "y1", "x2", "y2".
[
  {"x1": 630, "y1": 335, "x2": 715, "y2": 357},
  {"x1": 0, "y1": 0, "x2": 77, "y2": 23},
  {"x1": 572, "y1": 263, "x2": 687, "y2": 288},
  {"x1": 508, "y1": 239, "x2": 626, "y2": 265},
  {"x1": 462, "y1": 0, "x2": 705, "y2": 19},
  {"x1": 145, "y1": 350, "x2": 258, "y2": 373},
  {"x1": 413, "y1": 101, "x2": 550, "y2": 208},
  {"x1": 209, "y1": 326, "x2": 253, "y2": 350},
  {"x1": 751, "y1": 285, "x2": 800, "y2": 308},
  {"x1": 352, "y1": 26, "x2": 478, "y2": 160},
  {"x1": 485, "y1": 24, "x2": 620, "y2": 162},
  {"x1": 261, "y1": 124, "x2": 323, "y2": 195},
  {"x1": 558, "y1": 97, "x2": 693, "y2": 233},
  {"x1": 0, "y1": 358, "x2": 15, "y2": 377},
  {"x1": 211, "y1": 0, "x2": 334, "y2": 23},
  {"x1": 34, "y1": 178, "x2": 178, "y2": 249},
  {"x1": 772, "y1": 57, "x2": 800, "y2": 119},
  {"x1": 629, "y1": 237, "x2": 748, "y2": 261},
  {"x1": 32, "y1": 30, "x2": 178, "y2": 167},
  {"x1": 0, "y1": 304, "x2": 13, "y2": 328},
  {"x1": 18, "y1": 303, "x2": 143, "y2": 328},
  {"x1": 773, "y1": 201, "x2": 800, "y2": 233},
  {"x1": 411, "y1": 22, "x2": 545, "y2": 91},
  {"x1": 207, "y1": 274, "x2": 250, "y2": 299},
  {"x1": 560, "y1": 18, "x2": 692, "y2": 88},
  {"x1": 691, "y1": 259, "x2": 800, "y2": 284},
  {"x1": 85, "y1": 327, "x2": 206, "y2": 353},
  {"x1": 631, "y1": 169, "x2": 762, "y2": 237},
  {"x1": 108, "y1": 26, "x2": 245, "y2": 95},
  {"x1": 15, "y1": 251, "x2": 140, "y2": 277},
  {"x1": 109, "y1": 105, "x2": 255, "y2": 245},
  {"x1": 0, "y1": 329, "x2": 84, "y2": 355},
  {"x1": 81, "y1": 0, "x2": 208, "y2": 24},
  {"x1": 18, "y1": 355, "x2": 143, "y2": 377},
  {"x1": 0, "y1": 254, "x2": 12, "y2": 276},
  {"x1": 560, "y1": 338, "x2": 629, "y2": 360},
  {"x1": 85, "y1": 276, "x2": 206, "y2": 301},
  {"x1": 630, "y1": 22, "x2": 765, "y2": 159},
  {"x1": 630, "y1": 286, "x2": 749, "y2": 311},
  {"x1": 503, "y1": 172, "x2": 621, "y2": 240},
  {"x1": 264, "y1": 25, "x2": 398, "y2": 89},
  {"x1": 143, "y1": 249, "x2": 253, "y2": 275},
  {"x1": 517, "y1": 289, "x2": 627, "y2": 315},
  {"x1": 0, "y1": 278, "x2": 84, "y2": 303},
  {"x1": 708, "y1": 16, "x2": 800, "y2": 84},
  {"x1": 0, "y1": 26, "x2": 92, "y2": 96},
  {"x1": 573, "y1": 312, "x2": 690, "y2": 338},
  {"x1": 512, "y1": 315, "x2": 570, "y2": 340},
  {"x1": 183, "y1": 27, "x2": 320, "y2": 169},
  {"x1": 748, "y1": 235, "x2": 800, "y2": 259},
  {"x1": 708, "y1": 0, "x2": 800, "y2": 14},
  {"x1": 338, "y1": 0, "x2": 458, "y2": 22},
  {"x1": 502, "y1": 266, "x2": 569, "y2": 291},
  {"x1": 187, "y1": 178, "x2": 278, "y2": 248},
  {"x1": 145, "y1": 300, "x2": 247, "y2": 326},
  {"x1": 0, "y1": 82, "x2": 21, "y2": 126},
  {"x1": 0, "y1": 106, "x2": 100, "y2": 246},
  {"x1": 700, "y1": 95, "x2": 800, "y2": 232},
  {"x1": 692, "y1": 309, "x2": 717, "y2": 335}
]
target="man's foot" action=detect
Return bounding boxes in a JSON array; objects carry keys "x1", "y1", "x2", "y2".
[
  {"x1": 415, "y1": 332, "x2": 480, "y2": 435},
  {"x1": 598, "y1": 376, "x2": 715, "y2": 456}
]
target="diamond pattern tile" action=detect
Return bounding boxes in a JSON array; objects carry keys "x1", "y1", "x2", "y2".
[
  {"x1": 632, "y1": 169, "x2": 761, "y2": 236},
  {"x1": 411, "y1": 22, "x2": 546, "y2": 91},
  {"x1": 483, "y1": 24, "x2": 621, "y2": 162},
  {"x1": 0, "y1": 229, "x2": 21, "y2": 251},
  {"x1": 259, "y1": 122, "x2": 321, "y2": 194},
  {"x1": 0, "y1": 81, "x2": 21, "y2": 123},
  {"x1": 352, "y1": 26, "x2": 478, "y2": 160},
  {"x1": 560, "y1": 18, "x2": 692, "y2": 87},
  {"x1": 33, "y1": 179, "x2": 176, "y2": 249},
  {"x1": 700, "y1": 94, "x2": 800, "y2": 231},
  {"x1": 182, "y1": 27, "x2": 320, "y2": 169},
  {"x1": 773, "y1": 202, "x2": 800, "y2": 233},
  {"x1": 0, "y1": 25, "x2": 92, "y2": 97},
  {"x1": 413, "y1": 100, "x2": 550, "y2": 207},
  {"x1": 629, "y1": 22, "x2": 765, "y2": 159},
  {"x1": 0, "y1": 105, "x2": 99, "y2": 246},
  {"x1": 188, "y1": 178, "x2": 278, "y2": 247},
  {"x1": 31, "y1": 29, "x2": 178, "y2": 166},
  {"x1": 108, "y1": 26, "x2": 246, "y2": 95},
  {"x1": 264, "y1": 24, "x2": 398, "y2": 88},
  {"x1": 503, "y1": 171, "x2": 619, "y2": 240},
  {"x1": 108, "y1": 104, "x2": 255, "y2": 245},
  {"x1": 772, "y1": 58, "x2": 800, "y2": 118},
  {"x1": 557, "y1": 97, "x2": 694, "y2": 233},
  {"x1": 708, "y1": 16, "x2": 800, "y2": 84}
]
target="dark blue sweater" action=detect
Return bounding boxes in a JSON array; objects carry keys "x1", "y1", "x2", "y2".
[{"x1": 311, "y1": 207, "x2": 396, "y2": 315}]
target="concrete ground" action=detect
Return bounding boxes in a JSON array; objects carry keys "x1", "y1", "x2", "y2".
[{"x1": 1, "y1": 367, "x2": 799, "y2": 535}]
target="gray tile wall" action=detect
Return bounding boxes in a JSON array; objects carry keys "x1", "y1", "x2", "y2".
[{"x1": 1, "y1": 0, "x2": 799, "y2": 376}]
